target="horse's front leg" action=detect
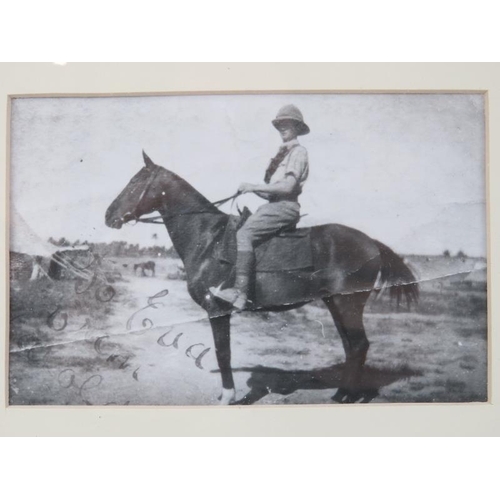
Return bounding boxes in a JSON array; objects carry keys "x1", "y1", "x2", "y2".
[{"x1": 209, "y1": 314, "x2": 235, "y2": 405}]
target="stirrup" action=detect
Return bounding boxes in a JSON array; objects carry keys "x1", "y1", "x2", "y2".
[{"x1": 209, "y1": 285, "x2": 248, "y2": 311}]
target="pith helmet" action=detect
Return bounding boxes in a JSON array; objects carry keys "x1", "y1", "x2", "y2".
[{"x1": 272, "y1": 104, "x2": 310, "y2": 135}]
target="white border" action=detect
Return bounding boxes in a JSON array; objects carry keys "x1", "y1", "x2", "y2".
[{"x1": 1, "y1": 63, "x2": 498, "y2": 436}]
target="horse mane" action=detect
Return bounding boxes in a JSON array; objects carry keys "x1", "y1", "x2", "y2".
[{"x1": 158, "y1": 166, "x2": 223, "y2": 215}]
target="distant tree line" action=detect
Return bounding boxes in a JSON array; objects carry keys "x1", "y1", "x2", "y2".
[
  {"x1": 443, "y1": 249, "x2": 467, "y2": 259},
  {"x1": 47, "y1": 237, "x2": 179, "y2": 259}
]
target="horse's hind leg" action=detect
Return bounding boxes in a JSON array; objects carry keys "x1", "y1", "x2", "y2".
[
  {"x1": 323, "y1": 292, "x2": 375, "y2": 403},
  {"x1": 209, "y1": 314, "x2": 236, "y2": 405}
]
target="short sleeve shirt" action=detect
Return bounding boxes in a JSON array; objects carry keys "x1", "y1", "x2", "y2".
[{"x1": 270, "y1": 140, "x2": 309, "y2": 195}]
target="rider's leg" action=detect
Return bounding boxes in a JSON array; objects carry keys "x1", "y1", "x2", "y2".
[
  {"x1": 210, "y1": 227, "x2": 254, "y2": 310},
  {"x1": 210, "y1": 202, "x2": 300, "y2": 310}
]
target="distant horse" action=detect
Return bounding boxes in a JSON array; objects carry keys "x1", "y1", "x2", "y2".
[
  {"x1": 106, "y1": 152, "x2": 418, "y2": 404},
  {"x1": 134, "y1": 261, "x2": 156, "y2": 277}
]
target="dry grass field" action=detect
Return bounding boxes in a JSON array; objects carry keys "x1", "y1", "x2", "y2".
[{"x1": 9, "y1": 254, "x2": 487, "y2": 405}]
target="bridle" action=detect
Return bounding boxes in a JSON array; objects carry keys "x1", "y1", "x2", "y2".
[{"x1": 122, "y1": 165, "x2": 162, "y2": 225}]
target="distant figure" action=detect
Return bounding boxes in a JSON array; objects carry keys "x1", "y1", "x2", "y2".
[
  {"x1": 30, "y1": 256, "x2": 45, "y2": 280},
  {"x1": 134, "y1": 261, "x2": 156, "y2": 277},
  {"x1": 48, "y1": 251, "x2": 64, "y2": 279}
]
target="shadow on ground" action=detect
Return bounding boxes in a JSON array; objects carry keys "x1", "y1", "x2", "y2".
[{"x1": 216, "y1": 363, "x2": 421, "y2": 405}]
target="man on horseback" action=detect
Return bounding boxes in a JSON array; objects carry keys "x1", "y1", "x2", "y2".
[{"x1": 210, "y1": 104, "x2": 310, "y2": 310}]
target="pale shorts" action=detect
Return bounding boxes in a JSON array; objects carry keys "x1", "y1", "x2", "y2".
[{"x1": 236, "y1": 201, "x2": 301, "y2": 251}]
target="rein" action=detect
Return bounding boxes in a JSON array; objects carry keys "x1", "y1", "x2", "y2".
[
  {"x1": 131, "y1": 191, "x2": 241, "y2": 225},
  {"x1": 212, "y1": 192, "x2": 241, "y2": 207}
]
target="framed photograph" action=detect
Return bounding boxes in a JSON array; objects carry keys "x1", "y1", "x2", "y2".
[{"x1": 1, "y1": 63, "x2": 498, "y2": 436}]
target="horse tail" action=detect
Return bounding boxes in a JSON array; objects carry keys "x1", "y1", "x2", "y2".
[{"x1": 374, "y1": 240, "x2": 419, "y2": 309}]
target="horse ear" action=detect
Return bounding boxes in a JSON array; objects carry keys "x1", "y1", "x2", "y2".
[{"x1": 143, "y1": 150, "x2": 155, "y2": 168}]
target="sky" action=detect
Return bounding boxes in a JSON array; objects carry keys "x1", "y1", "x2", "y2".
[{"x1": 10, "y1": 93, "x2": 487, "y2": 257}]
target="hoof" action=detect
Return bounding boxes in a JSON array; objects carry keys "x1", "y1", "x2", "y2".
[
  {"x1": 218, "y1": 388, "x2": 236, "y2": 405},
  {"x1": 359, "y1": 389, "x2": 379, "y2": 403},
  {"x1": 331, "y1": 388, "x2": 379, "y2": 404},
  {"x1": 332, "y1": 388, "x2": 349, "y2": 403}
]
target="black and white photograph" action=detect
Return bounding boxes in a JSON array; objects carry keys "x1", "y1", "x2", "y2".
[{"x1": 8, "y1": 92, "x2": 487, "y2": 406}]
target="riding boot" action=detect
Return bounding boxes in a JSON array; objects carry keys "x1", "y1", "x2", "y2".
[{"x1": 209, "y1": 251, "x2": 254, "y2": 310}]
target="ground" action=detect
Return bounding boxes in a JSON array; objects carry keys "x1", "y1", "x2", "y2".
[{"x1": 9, "y1": 255, "x2": 487, "y2": 405}]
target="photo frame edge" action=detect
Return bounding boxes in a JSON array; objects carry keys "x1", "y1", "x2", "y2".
[{"x1": 0, "y1": 62, "x2": 498, "y2": 436}]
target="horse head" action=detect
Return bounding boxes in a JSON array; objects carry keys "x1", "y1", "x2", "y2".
[
  {"x1": 106, "y1": 151, "x2": 221, "y2": 230},
  {"x1": 105, "y1": 151, "x2": 166, "y2": 229}
]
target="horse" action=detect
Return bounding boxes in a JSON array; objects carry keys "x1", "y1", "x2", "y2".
[
  {"x1": 134, "y1": 261, "x2": 156, "y2": 277},
  {"x1": 105, "y1": 152, "x2": 418, "y2": 404}
]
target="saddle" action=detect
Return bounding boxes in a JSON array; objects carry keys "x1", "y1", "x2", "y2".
[
  {"x1": 213, "y1": 210, "x2": 322, "y2": 308},
  {"x1": 214, "y1": 210, "x2": 313, "y2": 272}
]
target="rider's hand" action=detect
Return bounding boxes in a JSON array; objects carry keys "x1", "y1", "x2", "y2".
[{"x1": 238, "y1": 182, "x2": 254, "y2": 194}]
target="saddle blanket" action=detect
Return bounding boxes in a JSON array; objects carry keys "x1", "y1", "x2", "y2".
[{"x1": 215, "y1": 215, "x2": 313, "y2": 272}]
